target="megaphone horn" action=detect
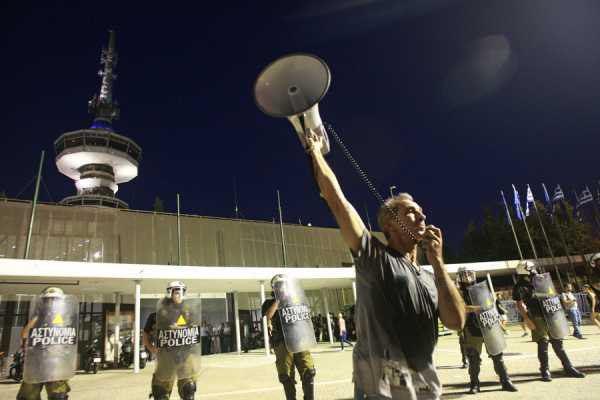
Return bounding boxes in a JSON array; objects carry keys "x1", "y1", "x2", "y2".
[{"x1": 254, "y1": 53, "x2": 331, "y2": 155}]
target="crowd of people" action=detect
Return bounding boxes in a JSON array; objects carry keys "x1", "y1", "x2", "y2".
[{"x1": 200, "y1": 321, "x2": 232, "y2": 355}]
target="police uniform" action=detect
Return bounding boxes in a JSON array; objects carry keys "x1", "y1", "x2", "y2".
[
  {"x1": 512, "y1": 276, "x2": 584, "y2": 381},
  {"x1": 262, "y1": 298, "x2": 315, "y2": 400},
  {"x1": 17, "y1": 300, "x2": 72, "y2": 400},
  {"x1": 145, "y1": 299, "x2": 199, "y2": 400},
  {"x1": 460, "y1": 287, "x2": 516, "y2": 394}
]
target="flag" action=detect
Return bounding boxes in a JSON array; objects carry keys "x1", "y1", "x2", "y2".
[
  {"x1": 552, "y1": 184, "x2": 567, "y2": 217},
  {"x1": 542, "y1": 183, "x2": 553, "y2": 218},
  {"x1": 580, "y1": 186, "x2": 593, "y2": 206},
  {"x1": 525, "y1": 185, "x2": 534, "y2": 217},
  {"x1": 512, "y1": 184, "x2": 523, "y2": 221},
  {"x1": 542, "y1": 183, "x2": 551, "y2": 206},
  {"x1": 552, "y1": 185, "x2": 565, "y2": 202}
]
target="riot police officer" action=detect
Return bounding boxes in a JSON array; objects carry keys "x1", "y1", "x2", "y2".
[
  {"x1": 143, "y1": 281, "x2": 201, "y2": 400},
  {"x1": 17, "y1": 287, "x2": 78, "y2": 400},
  {"x1": 457, "y1": 267, "x2": 517, "y2": 394},
  {"x1": 262, "y1": 274, "x2": 316, "y2": 400},
  {"x1": 512, "y1": 261, "x2": 585, "y2": 381}
]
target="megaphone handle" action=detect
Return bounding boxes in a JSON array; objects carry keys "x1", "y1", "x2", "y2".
[{"x1": 303, "y1": 125, "x2": 330, "y2": 155}]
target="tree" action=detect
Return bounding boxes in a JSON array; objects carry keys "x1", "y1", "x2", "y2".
[
  {"x1": 0, "y1": 191, "x2": 6, "y2": 199},
  {"x1": 457, "y1": 200, "x2": 600, "y2": 263},
  {"x1": 153, "y1": 196, "x2": 165, "y2": 213}
]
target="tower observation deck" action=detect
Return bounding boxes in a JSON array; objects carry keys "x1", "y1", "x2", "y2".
[{"x1": 55, "y1": 30, "x2": 142, "y2": 208}]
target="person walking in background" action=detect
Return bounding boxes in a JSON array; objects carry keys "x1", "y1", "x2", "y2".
[
  {"x1": 517, "y1": 313, "x2": 529, "y2": 337},
  {"x1": 337, "y1": 313, "x2": 353, "y2": 351},
  {"x1": 582, "y1": 284, "x2": 600, "y2": 330},
  {"x1": 561, "y1": 283, "x2": 583, "y2": 339}
]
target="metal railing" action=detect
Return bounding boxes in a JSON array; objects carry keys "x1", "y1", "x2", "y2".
[{"x1": 500, "y1": 293, "x2": 593, "y2": 324}]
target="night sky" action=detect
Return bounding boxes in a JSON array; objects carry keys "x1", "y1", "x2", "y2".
[{"x1": 2, "y1": 0, "x2": 600, "y2": 250}]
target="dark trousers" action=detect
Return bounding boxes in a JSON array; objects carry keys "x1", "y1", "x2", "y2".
[
  {"x1": 201, "y1": 336, "x2": 210, "y2": 355},
  {"x1": 221, "y1": 335, "x2": 231, "y2": 353}
]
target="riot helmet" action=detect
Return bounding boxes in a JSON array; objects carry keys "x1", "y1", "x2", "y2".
[
  {"x1": 167, "y1": 281, "x2": 187, "y2": 298},
  {"x1": 457, "y1": 267, "x2": 476, "y2": 287},
  {"x1": 41, "y1": 286, "x2": 64, "y2": 298},
  {"x1": 271, "y1": 274, "x2": 290, "y2": 298},
  {"x1": 515, "y1": 260, "x2": 537, "y2": 276},
  {"x1": 270, "y1": 274, "x2": 287, "y2": 288}
]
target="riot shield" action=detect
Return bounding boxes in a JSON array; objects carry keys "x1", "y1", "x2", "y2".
[
  {"x1": 273, "y1": 276, "x2": 317, "y2": 353},
  {"x1": 23, "y1": 295, "x2": 79, "y2": 384},
  {"x1": 467, "y1": 282, "x2": 506, "y2": 356},
  {"x1": 155, "y1": 297, "x2": 202, "y2": 381},
  {"x1": 532, "y1": 273, "x2": 570, "y2": 340}
]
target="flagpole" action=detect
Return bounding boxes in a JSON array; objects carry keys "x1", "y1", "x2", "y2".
[
  {"x1": 531, "y1": 196, "x2": 564, "y2": 290},
  {"x1": 501, "y1": 190, "x2": 523, "y2": 260},
  {"x1": 277, "y1": 190, "x2": 288, "y2": 267},
  {"x1": 512, "y1": 185, "x2": 539, "y2": 260}
]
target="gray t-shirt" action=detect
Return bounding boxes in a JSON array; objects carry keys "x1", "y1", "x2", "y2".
[{"x1": 353, "y1": 231, "x2": 441, "y2": 400}]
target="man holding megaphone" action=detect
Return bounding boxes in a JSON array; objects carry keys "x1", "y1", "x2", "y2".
[{"x1": 305, "y1": 131, "x2": 465, "y2": 400}]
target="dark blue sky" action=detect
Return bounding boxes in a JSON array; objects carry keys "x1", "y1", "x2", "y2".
[{"x1": 2, "y1": 0, "x2": 600, "y2": 249}]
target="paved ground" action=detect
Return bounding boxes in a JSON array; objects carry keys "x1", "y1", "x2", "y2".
[{"x1": 1, "y1": 325, "x2": 600, "y2": 399}]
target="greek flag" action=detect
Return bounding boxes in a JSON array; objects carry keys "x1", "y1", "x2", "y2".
[
  {"x1": 552, "y1": 185, "x2": 565, "y2": 202},
  {"x1": 525, "y1": 185, "x2": 534, "y2": 217},
  {"x1": 579, "y1": 186, "x2": 594, "y2": 206},
  {"x1": 512, "y1": 184, "x2": 523, "y2": 221}
]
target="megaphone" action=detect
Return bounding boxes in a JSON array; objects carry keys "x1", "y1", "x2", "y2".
[{"x1": 254, "y1": 53, "x2": 331, "y2": 155}]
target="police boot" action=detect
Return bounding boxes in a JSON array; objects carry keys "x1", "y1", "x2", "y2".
[
  {"x1": 550, "y1": 339, "x2": 585, "y2": 378},
  {"x1": 301, "y1": 368, "x2": 316, "y2": 400},
  {"x1": 538, "y1": 341, "x2": 552, "y2": 382},
  {"x1": 279, "y1": 375, "x2": 296, "y2": 400},
  {"x1": 151, "y1": 385, "x2": 170, "y2": 400},
  {"x1": 179, "y1": 381, "x2": 197, "y2": 400},
  {"x1": 466, "y1": 350, "x2": 481, "y2": 394},
  {"x1": 491, "y1": 354, "x2": 518, "y2": 392}
]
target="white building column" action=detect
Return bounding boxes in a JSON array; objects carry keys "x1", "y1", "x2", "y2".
[
  {"x1": 486, "y1": 273, "x2": 496, "y2": 297},
  {"x1": 133, "y1": 281, "x2": 141, "y2": 373},
  {"x1": 352, "y1": 280, "x2": 357, "y2": 303},
  {"x1": 322, "y1": 288, "x2": 334, "y2": 345},
  {"x1": 114, "y1": 292, "x2": 121, "y2": 368},
  {"x1": 260, "y1": 281, "x2": 270, "y2": 356},
  {"x1": 234, "y1": 291, "x2": 242, "y2": 354}
]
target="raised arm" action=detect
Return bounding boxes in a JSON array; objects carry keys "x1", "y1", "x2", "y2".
[
  {"x1": 20, "y1": 316, "x2": 38, "y2": 346},
  {"x1": 264, "y1": 299, "x2": 279, "y2": 321},
  {"x1": 307, "y1": 131, "x2": 366, "y2": 253}
]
